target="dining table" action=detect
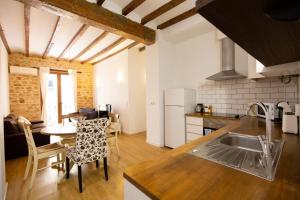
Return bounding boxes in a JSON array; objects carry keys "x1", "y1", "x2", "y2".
[{"x1": 40, "y1": 124, "x2": 77, "y2": 183}]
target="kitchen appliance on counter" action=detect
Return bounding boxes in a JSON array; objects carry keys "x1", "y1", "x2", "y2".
[
  {"x1": 256, "y1": 102, "x2": 280, "y2": 121},
  {"x1": 164, "y1": 88, "x2": 196, "y2": 148},
  {"x1": 278, "y1": 102, "x2": 299, "y2": 135},
  {"x1": 195, "y1": 104, "x2": 204, "y2": 113},
  {"x1": 282, "y1": 112, "x2": 299, "y2": 134}
]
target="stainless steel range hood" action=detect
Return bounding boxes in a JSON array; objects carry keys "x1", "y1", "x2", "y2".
[{"x1": 207, "y1": 38, "x2": 246, "y2": 80}]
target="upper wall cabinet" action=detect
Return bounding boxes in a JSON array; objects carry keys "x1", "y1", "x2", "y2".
[{"x1": 247, "y1": 55, "x2": 264, "y2": 79}]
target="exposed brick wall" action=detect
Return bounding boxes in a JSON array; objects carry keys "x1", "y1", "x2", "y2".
[{"x1": 8, "y1": 53, "x2": 94, "y2": 120}]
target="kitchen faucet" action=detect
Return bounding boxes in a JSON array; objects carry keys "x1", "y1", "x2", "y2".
[
  {"x1": 248, "y1": 102, "x2": 274, "y2": 179},
  {"x1": 247, "y1": 102, "x2": 272, "y2": 157}
]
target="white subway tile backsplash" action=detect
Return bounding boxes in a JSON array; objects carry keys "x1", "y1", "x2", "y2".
[
  {"x1": 232, "y1": 104, "x2": 244, "y2": 109},
  {"x1": 237, "y1": 88, "x2": 250, "y2": 94},
  {"x1": 231, "y1": 84, "x2": 244, "y2": 89},
  {"x1": 256, "y1": 93, "x2": 270, "y2": 99},
  {"x1": 197, "y1": 77, "x2": 299, "y2": 115},
  {"x1": 250, "y1": 88, "x2": 263, "y2": 93}
]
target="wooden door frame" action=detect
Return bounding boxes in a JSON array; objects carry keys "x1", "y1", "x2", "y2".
[{"x1": 50, "y1": 71, "x2": 68, "y2": 123}]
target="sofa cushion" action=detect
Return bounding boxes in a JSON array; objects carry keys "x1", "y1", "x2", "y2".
[
  {"x1": 86, "y1": 111, "x2": 98, "y2": 120},
  {"x1": 4, "y1": 118, "x2": 19, "y2": 135},
  {"x1": 79, "y1": 108, "x2": 95, "y2": 114},
  {"x1": 6, "y1": 114, "x2": 18, "y2": 121},
  {"x1": 31, "y1": 123, "x2": 46, "y2": 130}
]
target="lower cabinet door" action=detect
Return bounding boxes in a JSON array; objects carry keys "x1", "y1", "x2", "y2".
[{"x1": 186, "y1": 132, "x2": 202, "y2": 143}]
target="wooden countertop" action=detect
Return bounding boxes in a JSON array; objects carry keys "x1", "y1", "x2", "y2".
[
  {"x1": 186, "y1": 112, "x2": 240, "y2": 120},
  {"x1": 124, "y1": 117, "x2": 300, "y2": 200}
]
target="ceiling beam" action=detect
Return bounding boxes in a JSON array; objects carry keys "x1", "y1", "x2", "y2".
[
  {"x1": 122, "y1": 0, "x2": 146, "y2": 16},
  {"x1": 82, "y1": 37, "x2": 126, "y2": 64},
  {"x1": 57, "y1": 24, "x2": 89, "y2": 60},
  {"x1": 15, "y1": 0, "x2": 155, "y2": 45},
  {"x1": 72, "y1": 0, "x2": 146, "y2": 62},
  {"x1": 141, "y1": 0, "x2": 186, "y2": 25},
  {"x1": 24, "y1": 5, "x2": 31, "y2": 57},
  {"x1": 0, "y1": 24, "x2": 11, "y2": 54},
  {"x1": 71, "y1": 31, "x2": 109, "y2": 62},
  {"x1": 92, "y1": 41, "x2": 139, "y2": 65},
  {"x1": 97, "y1": 0, "x2": 105, "y2": 6},
  {"x1": 157, "y1": 7, "x2": 197, "y2": 30},
  {"x1": 43, "y1": 16, "x2": 62, "y2": 58}
]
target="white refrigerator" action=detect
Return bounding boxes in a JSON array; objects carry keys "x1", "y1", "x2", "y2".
[{"x1": 164, "y1": 88, "x2": 196, "y2": 148}]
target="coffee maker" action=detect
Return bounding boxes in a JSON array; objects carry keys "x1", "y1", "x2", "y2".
[{"x1": 195, "y1": 104, "x2": 204, "y2": 113}]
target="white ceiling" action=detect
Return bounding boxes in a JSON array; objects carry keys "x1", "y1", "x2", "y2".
[{"x1": 0, "y1": 0, "x2": 213, "y2": 64}]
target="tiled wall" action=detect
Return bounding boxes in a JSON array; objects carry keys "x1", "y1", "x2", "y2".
[
  {"x1": 198, "y1": 77, "x2": 299, "y2": 114},
  {"x1": 9, "y1": 53, "x2": 94, "y2": 120}
]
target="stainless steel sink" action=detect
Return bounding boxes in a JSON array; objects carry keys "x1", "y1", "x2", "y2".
[{"x1": 188, "y1": 132, "x2": 284, "y2": 181}]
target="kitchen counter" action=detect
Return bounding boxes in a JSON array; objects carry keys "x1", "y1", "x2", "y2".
[
  {"x1": 123, "y1": 117, "x2": 300, "y2": 200},
  {"x1": 186, "y1": 112, "x2": 241, "y2": 120}
]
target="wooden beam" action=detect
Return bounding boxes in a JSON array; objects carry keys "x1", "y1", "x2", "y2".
[
  {"x1": 92, "y1": 42, "x2": 139, "y2": 65},
  {"x1": 82, "y1": 37, "x2": 126, "y2": 63},
  {"x1": 71, "y1": 31, "x2": 109, "y2": 62},
  {"x1": 141, "y1": 0, "x2": 186, "y2": 25},
  {"x1": 122, "y1": 0, "x2": 146, "y2": 16},
  {"x1": 15, "y1": 0, "x2": 155, "y2": 45},
  {"x1": 71, "y1": 0, "x2": 143, "y2": 62},
  {"x1": 157, "y1": 7, "x2": 197, "y2": 30},
  {"x1": 97, "y1": 0, "x2": 105, "y2": 6},
  {"x1": 24, "y1": 5, "x2": 31, "y2": 57},
  {"x1": 57, "y1": 24, "x2": 89, "y2": 60},
  {"x1": 43, "y1": 16, "x2": 62, "y2": 58},
  {"x1": 0, "y1": 24, "x2": 11, "y2": 54}
]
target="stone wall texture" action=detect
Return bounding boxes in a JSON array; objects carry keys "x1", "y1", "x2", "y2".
[{"x1": 9, "y1": 53, "x2": 94, "y2": 120}]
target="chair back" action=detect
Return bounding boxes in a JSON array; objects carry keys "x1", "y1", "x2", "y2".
[
  {"x1": 75, "y1": 118, "x2": 109, "y2": 165},
  {"x1": 109, "y1": 113, "x2": 120, "y2": 123},
  {"x1": 22, "y1": 123, "x2": 37, "y2": 156}
]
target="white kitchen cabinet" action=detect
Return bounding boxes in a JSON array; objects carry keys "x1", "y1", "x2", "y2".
[
  {"x1": 186, "y1": 116, "x2": 204, "y2": 143},
  {"x1": 248, "y1": 54, "x2": 264, "y2": 79}
]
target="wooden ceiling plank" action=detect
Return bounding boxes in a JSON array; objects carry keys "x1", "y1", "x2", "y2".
[
  {"x1": 57, "y1": 24, "x2": 89, "y2": 60},
  {"x1": 71, "y1": 31, "x2": 109, "y2": 62},
  {"x1": 196, "y1": 0, "x2": 300, "y2": 66},
  {"x1": 157, "y1": 7, "x2": 197, "y2": 30},
  {"x1": 24, "y1": 5, "x2": 31, "y2": 57},
  {"x1": 141, "y1": 0, "x2": 186, "y2": 25},
  {"x1": 92, "y1": 41, "x2": 139, "y2": 65},
  {"x1": 0, "y1": 24, "x2": 12, "y2": 54},
  {"x1": 15, "y1": 0, "x2": 155, "y2": 45},
  {"x1": 82, "y1": 37, "x2": 126, "y2": 63},
  {"x1": 122, "y1": 0, "x2": 146, "y2": 16},
  {"x1": 97, "y1": 0, "x2": 105, "y2": 6},
  {"x1": 43, "y1": 16, "x2": 62, "y2": 58}
]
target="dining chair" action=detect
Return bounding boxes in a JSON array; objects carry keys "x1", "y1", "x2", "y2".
[
  {"x1": 108, "y1": 113, "x2": 121, "y2": 135},
  {"x1": 22, "y1": 123, "x2": 65, "y2": 189},
  {"x1": 106, "y1": 113, "x2": 120, "y2": 156},
  {"x1": 65, "y1": 118, "x2": 109, "y2": 193}
]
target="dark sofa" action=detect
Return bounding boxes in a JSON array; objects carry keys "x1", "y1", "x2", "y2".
[{"x1": 4, "y1": 114, "x2": 50, "y2": 160}]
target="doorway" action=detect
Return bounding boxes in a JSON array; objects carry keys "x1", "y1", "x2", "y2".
[{"x1": 46, "y1": 72, "x2": 76, "y2": 125}]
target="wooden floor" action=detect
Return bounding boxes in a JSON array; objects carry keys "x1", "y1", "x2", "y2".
[{"x1": 5, "y1": 133, "x2": 169, "y2": 200}]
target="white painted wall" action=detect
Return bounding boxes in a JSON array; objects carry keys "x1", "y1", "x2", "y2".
[
  {"x1": 128, "y1": 47, "x2": 146, "y2": 133},
  {"x1": 145, "y1": 31, "x2": 185, "y2": 147},
  {"x1": 174, "y1": 31, "x2": 221, "y2": 89},
  {"x1": 94, "y1": 51, "x2": 130, "y2": 133},
  {"x1": 145, "y1": 30, "x2": 250, "y2": 147},
  {"x1": 0, "y1": 38, "x2": 9, "y2": 200},
  {"x1": 94, "y1": 47, "x2": 147, "y2": 134}
]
